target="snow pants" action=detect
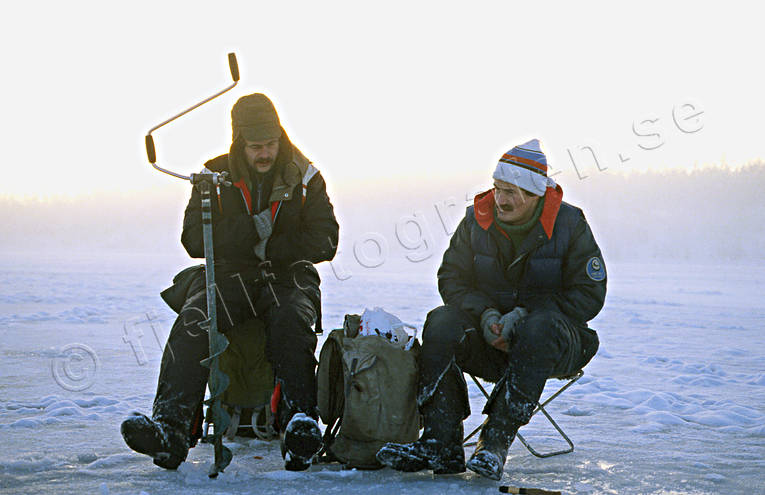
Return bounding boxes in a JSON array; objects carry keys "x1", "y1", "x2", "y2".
[
  {"x1": 418, "y1": 304, "x2": 598, "y2": 425},
  {"x1": 152, "y1": 269, "x2": 319, "y2": 434}
]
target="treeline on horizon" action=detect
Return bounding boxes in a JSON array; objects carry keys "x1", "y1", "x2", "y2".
[
  {"x1": 1, "y1": 162, "x2": 763, "y2": 262},
  {"x1": 564, "y1": 161, "x2": 765, "y2": 262}
]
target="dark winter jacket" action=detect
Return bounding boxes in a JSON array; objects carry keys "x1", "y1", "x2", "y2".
[
  {"x1": 437, "y1": 187, "x2": 606, "y2": 328},
  {"x1": 180, "y1": 131, "x2": 339, "y2": 286}
]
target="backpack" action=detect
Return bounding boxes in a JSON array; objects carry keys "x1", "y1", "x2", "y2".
[
  {"x1": 317, "y1": 314, "x2": 421, "y2": 469},
  {"x1": 217, "y1": 317, "x2": 277, "y2": 440}
]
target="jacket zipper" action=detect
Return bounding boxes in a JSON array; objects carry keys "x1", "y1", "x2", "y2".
[
  {"x1": 239, "y1": 189, "x2": 251, "y2": 215},
  {"x1": 506, "y1": 234, "x2": 546, "y2": 273}
]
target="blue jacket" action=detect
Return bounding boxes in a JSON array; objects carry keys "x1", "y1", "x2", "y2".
[{"x1": 437, "y1": 188, "x2": 606, "y2": 328}]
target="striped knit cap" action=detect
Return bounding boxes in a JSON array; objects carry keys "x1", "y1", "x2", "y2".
[{"x1": 492, "y1": 139, "x2": 556, "y2": 196}]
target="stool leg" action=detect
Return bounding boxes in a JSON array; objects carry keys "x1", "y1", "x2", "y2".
[
  {"x1": 464, "y1": 371, "x2": 585, "y2": 458},
  {"x1": 463, "y1": 418, "x2": 487, "y2": 446},
  {"x1": 516, "y1": 404, "x2": 575, "y2": 458},
  {"x1": 517, "y1": 371, "x2": 583, "y2": 458},
  {"x1": 463, "y1": 374, "x2": 492, "y2": 446}
]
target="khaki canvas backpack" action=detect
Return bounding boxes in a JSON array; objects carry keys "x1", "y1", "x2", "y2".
[{"x1": 317, "y1": 314, "x2": 421, "y2": 468}]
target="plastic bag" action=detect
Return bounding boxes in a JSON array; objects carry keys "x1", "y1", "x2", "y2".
[{"x1": 358, "y1": 307, "x2": 417, "y2": 350}]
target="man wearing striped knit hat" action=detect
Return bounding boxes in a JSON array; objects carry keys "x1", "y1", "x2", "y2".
[{"x1": 377, "y1": 139, "x2": 607, "y2": 480}]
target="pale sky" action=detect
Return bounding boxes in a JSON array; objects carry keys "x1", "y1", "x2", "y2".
[{"x1": 1, "y1": 1, "x2": 763, "y2": 200}]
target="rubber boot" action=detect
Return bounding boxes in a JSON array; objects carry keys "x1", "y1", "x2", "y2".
[
  {"x1": 376, "y1": 415, "x2": 465, "y2": 474},
  {"x1": 376, "y1": 366, "x2": 467, "y2": 474},
  {"x1": 465, "y1": 416, "x2": 519, "y2": 480},
  {"x1": 466, "y1": 376, "x2": 527, "y2": 480},
  {"x1": 121, "y1": 412, "x2": 190, "y2": 470}
]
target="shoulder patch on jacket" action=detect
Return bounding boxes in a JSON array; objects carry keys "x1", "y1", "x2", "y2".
[{"x1": 586, "y1": 256, "x2": 606, "y2": 281}]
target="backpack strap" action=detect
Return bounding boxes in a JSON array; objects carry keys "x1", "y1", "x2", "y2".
[
  {"x1": 317, "y1": 330, "x2": 346, "y2": 425},
  {"x1": 315, "y1": 416, "x2": 342, "y2": 463},
  {"x1": 315, "y1": 328, "x2": 348, "y2": 463}
]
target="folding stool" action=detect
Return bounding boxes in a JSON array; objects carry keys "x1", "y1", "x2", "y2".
[{"x1": 463, "y1": 370, "x2": 584, "y2": 458}]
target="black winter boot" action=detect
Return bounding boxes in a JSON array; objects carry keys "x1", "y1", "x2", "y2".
[
  {"x1": 467, "y1": 374, "x2": 531, "y2": 480},
  {"x1": 376, "y1": 421, "x2": 465, "y2": 474},
  {"x1": 281, "y1": 412, "x2": 323, "y2": 471},
  {"x1": 465, "y1": 417, "x2": 519, "y2": 480},
  {"x1": 121, "y1": 412, "x2": 190, "y2": 469},
  {"x1": 376, "y1": 365, "x2": 467, "y2": 474}
]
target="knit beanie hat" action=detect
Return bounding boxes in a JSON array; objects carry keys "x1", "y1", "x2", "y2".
[
  {"x1": 231, "y1": 93, "x2": 282, "y2": 142},
  {"x1": 492, "y1": 139, "x2": 556, "y2": 196}
]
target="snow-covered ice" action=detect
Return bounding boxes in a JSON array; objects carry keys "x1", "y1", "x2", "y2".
[{"x1": 1, "y1": 253, "x2": 763, "y2": 494}]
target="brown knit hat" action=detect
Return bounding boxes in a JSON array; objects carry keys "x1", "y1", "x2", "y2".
[{"x1": 231, "y1": 93, "x2": 282, "y2": 142}]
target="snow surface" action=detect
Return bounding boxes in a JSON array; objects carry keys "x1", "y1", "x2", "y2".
[{"x1": 1, "y1": 253, "x2": 764, "y2": 494}]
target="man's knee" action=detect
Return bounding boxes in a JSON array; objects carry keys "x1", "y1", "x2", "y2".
[
  {"x1": 514, "y1": 309, "x2": 568, "y2": 353},
  {"x1": 422, "y1": 305, "x2": 473, "y2": 346},
  {"x1": 264, "y1": 293, "x2": 317, "y2": 350},
  {"x1": 264, "y1": 284, "x2": 315, "y2": 318},
  {"x1": 171, "y1": 294, "x2": 209, "y2": 339},
  {"x1": 271, "y1": 303, "x2": 314, "y2": 326}
]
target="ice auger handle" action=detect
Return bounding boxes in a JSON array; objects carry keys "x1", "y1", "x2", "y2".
[
  {"x1": 145, "y1": 135, "x2": 156, "y2": 164},
  {"x1": 145, "y1": 53, "x2": 240, "y2": 181},
  {"x1": 228, "y1": 53, "x2": 239, "y2": 82}
]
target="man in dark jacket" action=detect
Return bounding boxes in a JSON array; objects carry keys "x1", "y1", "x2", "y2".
[
  {"x1": 377, "y1": 139, "x2": 605, "y2": 480},
  {"x1": 121, "y1": 93, "x2": 339, "y2": 472}
]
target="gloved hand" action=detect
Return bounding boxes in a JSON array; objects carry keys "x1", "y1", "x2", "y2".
[
  {"x1": 480, "y1": 308, "x2": 502, "y2": 345},
  {"x1": 252, "y1": 209, "x2": 273, "y2": 260},
  {"x1": 497, "y1": 306, "x2": 528, "y2": 342},
  {"x1": 252, "y1": 209, "x2": 273, "y2": 240}
]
